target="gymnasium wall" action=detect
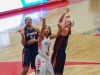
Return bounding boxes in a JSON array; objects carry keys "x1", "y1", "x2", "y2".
[{"x1": 0, "y1": 0, "x2": 66, "y2": 15}]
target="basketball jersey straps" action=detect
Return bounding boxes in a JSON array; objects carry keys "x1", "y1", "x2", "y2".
[{"x1": 53, "y1": 31, "x2": 71, "y2": 52}]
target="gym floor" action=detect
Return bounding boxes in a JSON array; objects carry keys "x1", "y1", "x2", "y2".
[{"x1": 0, "y1": 0, "x2": 100, "y2": 75}]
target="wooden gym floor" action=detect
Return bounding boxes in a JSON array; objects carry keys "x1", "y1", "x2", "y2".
[{"x1": 0, "y1": 0, "x2": 100, "y2": 75}]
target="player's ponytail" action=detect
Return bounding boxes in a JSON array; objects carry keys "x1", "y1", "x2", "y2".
[{"x1": 70, "y1": 19, "x2": 74, "y2": 27}]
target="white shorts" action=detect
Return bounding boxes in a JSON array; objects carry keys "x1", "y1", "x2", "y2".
[{"x1": 35, "y1": 54, "x2": 54, "y2": 75}]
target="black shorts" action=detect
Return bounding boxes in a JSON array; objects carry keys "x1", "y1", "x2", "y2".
[
  {"x1": 51, "y1": 52, "x2": 66, "y2": 74},
  {"x1": 22, "y1": 47, "x2": 38, "y2": 69}
]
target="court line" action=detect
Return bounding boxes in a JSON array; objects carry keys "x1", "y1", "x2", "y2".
[{"x1": 65, "y1": 61, "x2": 100, "y2": 65}]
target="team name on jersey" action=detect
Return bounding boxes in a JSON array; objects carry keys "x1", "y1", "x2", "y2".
[
  {"x1": 45, "y1": 42, "x2": 51, "y2": 45},
  {"x1": 26, "y1": 32, "x2": 37, "y2": 36}
]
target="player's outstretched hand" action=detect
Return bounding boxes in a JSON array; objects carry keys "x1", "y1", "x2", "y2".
[
  {"x1": 39, "y1": 17, "x2": 45, "y2": 21},
  {"x1": 64, "y1": 7, "x2": 70, "y2": 14},
  {"x1": 18, "y1": 29, "x2": 24, "y2": 35}
]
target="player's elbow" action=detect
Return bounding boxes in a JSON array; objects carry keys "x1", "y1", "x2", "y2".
[{"x1": 21, "y1": 41, "x2": 25, "y2": 46}]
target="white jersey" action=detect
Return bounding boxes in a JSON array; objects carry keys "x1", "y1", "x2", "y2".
[
  {"x1": 38, "y1": 36, "x2": 51, "y2": 57},
  {"x1": 36, "y1": 36, "x2": 54, "y2": 75}
]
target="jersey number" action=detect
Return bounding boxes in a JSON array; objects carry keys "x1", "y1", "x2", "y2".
[
  {"x1": 46, "y1": 46, "x2": 50, "y2": 56},
  {"x1": 47, "y1": 46, "x2": 49, "y2": 51}
]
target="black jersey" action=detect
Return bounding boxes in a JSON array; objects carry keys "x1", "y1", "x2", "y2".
[
  {"x1": 53, "y1": 31, "x2": 71, "y2": 52},
  {"x1": 24, "y1": 27, "x2": 38, "y2": 48}
]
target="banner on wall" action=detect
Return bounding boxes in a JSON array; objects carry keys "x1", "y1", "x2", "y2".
[{"x1": 0, "y1": 0, "x2": 47, "y2": 13}]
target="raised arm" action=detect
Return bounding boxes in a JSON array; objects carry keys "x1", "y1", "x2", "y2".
[
  {"x1": 50, "y1": 24, "x2": 61, "y2": 39},
  {"x1": 50, "y1": 8, "x2": 70, "y2": 39},
  {"x1": 58, "y1": 8, "x2": 70, "y2": 25},
  {"x1": 61, "y1": 15, "x2": 70, "y2": 36},
  {"x1": 39, "y1": 17, "x2": 46, "y2": 41},
  {"x1": 59, "y1": 8, "x2": 71, "y2": 36}
]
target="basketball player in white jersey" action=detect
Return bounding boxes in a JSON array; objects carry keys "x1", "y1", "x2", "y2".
[{"x1": 35, "y1": 17, "x2": 61, "y2": 75}]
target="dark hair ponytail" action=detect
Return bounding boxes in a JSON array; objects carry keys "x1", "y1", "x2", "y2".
[{"x1": 46, "y1": 25, "x2": 52, "y2": 36}]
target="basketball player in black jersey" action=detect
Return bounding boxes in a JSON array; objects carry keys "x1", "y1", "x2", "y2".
[
  {"x1": 18, "y1": 17, "x2": 40, "y2": 75},
  {"x1": 51, "y1": 8, "x2": 74, "y2": 75}
]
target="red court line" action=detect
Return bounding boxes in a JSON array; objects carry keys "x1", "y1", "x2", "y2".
[
  {"x1": 93, "y1": 32, "x2": 100, "y2": 36},
  {"x1": 65, "y1": 61, "x2": 100, "y2": 65},
  {"x1": 0, "y1": 62, "x2": 34, "y2": 75},
  {"x1": 0, "y1": 61, "x2": 100, "y2": 75}
]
